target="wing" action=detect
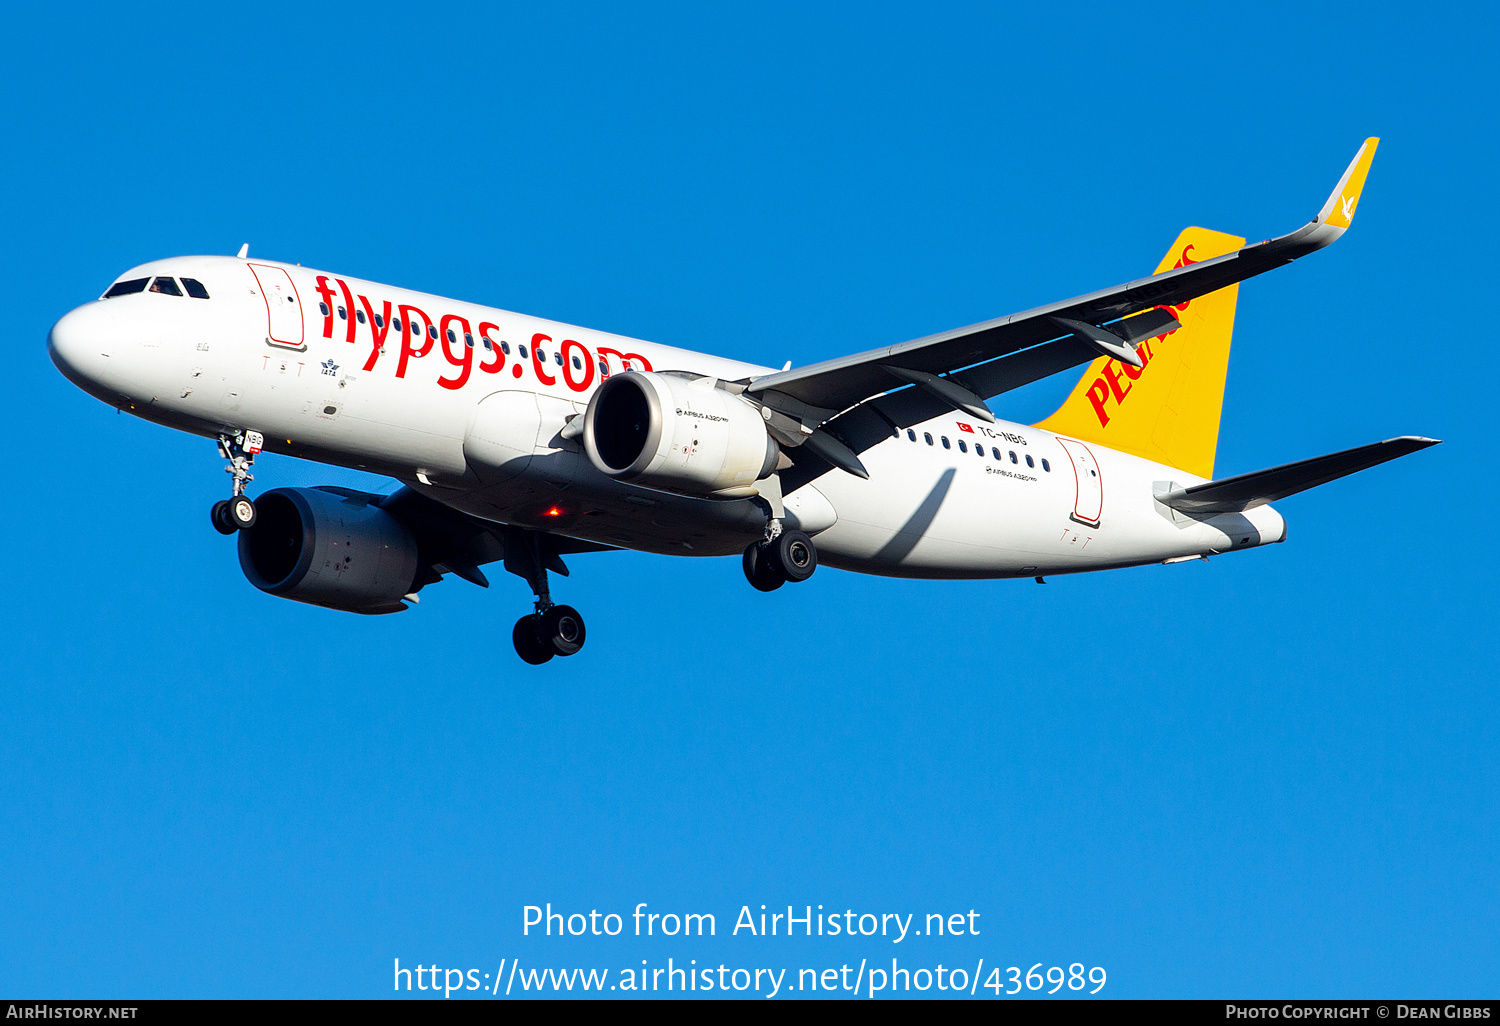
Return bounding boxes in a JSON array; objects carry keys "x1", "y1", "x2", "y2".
[
  {"x1": 318, "y1": 485, "x2": 616, "y2": 594},
  {"x1": 743, "y1": 138, "x2": 1380, "y2": 477}
]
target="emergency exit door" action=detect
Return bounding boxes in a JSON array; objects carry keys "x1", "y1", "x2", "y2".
[{"x1": 1055, "y1": 437, "x2": 1103, "y2": 526}]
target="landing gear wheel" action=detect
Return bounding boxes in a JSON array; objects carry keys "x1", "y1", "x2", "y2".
[
  {"x1": 540, "y1": 604, "x2": 586, "y2": 656},
  {"x1": 765, "y1": 529, "x2": 817, "y2": 583},
  {"x1": 227, "y1": 495, "x2": 257, "y2": 531},
  {"x1": 210, "y1": 500, "x2": 237, "y2": 535},
  {"x1": 742, "y1": 542, "x2": 785, "y2": 592},
  {"x1": 512, "y1": 615, "x2": 554, "y2": 665}
]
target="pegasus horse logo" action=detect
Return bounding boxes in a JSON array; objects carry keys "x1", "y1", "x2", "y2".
[{"x1": 1341, "y1": 193, "x2": 1357, "y2": 223}]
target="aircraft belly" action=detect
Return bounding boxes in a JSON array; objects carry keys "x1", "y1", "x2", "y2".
[{"x1": 432, "y1": 451, "x2": 768, "y2": 557}]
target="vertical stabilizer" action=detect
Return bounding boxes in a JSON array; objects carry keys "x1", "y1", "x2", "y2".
[{"x1": 1034, "y1": 227, "x2": 1245, "y2": 479}]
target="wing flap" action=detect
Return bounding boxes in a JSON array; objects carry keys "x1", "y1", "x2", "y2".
[{"x1": 1158, "y1": 435, "x2": 1438, "y2": 515}]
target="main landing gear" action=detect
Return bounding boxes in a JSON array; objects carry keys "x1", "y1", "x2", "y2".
[
  {"x1": 742, "y1": 526, "x2": 818, "y2": 592},
  {"x1": 505, "y1": 528, "x2": 587, "y2": 664},
  {"x1": 513, "y1": 604, "x2": 586, "y2": 665},
  {"x1": 211, "y1": 430, "x2": 264, "y2": 535}
]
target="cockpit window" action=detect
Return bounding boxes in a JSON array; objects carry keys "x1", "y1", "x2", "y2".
[
  {"x1": 149, "y1": 276, "x2": 183, "y2": 296},
  {"x1": 182, "y1": 278, "x2": 210, "y2": 299},
  {"x1": 102, "y1": 277, "x2": 149, "y2": 298}
]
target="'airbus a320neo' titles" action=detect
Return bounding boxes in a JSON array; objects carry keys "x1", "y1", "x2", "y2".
[{"x1": 49, "y1": 138, "x2": 1435, "y2": 662}]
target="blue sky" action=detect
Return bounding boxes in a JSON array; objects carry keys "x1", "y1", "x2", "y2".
[{"x1": 2, "y1": 1, "x2": 1495, "y2": 999}]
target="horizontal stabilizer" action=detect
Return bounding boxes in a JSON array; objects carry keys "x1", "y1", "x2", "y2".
[{"x1": 1158, "y1": 436, "x2": 1439, "y2": 514}]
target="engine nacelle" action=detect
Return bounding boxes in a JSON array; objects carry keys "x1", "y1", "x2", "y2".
[
  {"x1": 582, "y1": 371, "x2": 778, "y2": 498},
  {"x1": 238, "y1": 487, "x2": 420, "y2": 614}
]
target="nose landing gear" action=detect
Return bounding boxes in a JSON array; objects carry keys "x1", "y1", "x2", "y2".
[
  {"x1": 211, "y1": 494, "x2": 258, "y2": 534},
  {"x1": 211, "y1": 430, "x2": 263, "y2": 535}
]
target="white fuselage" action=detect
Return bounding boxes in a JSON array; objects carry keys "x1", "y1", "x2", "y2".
[{"x1": 48, "y1": 255, "x2": 1285, "y2": 578}]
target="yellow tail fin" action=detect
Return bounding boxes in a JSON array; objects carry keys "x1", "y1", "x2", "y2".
[{"x1": 1033, "y1": 226, "x2": 1245, "y2": 478}]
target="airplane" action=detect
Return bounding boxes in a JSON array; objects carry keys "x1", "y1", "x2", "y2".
[{"x1": 47, "y1": 137, "x2": 1437, "y2": 663}]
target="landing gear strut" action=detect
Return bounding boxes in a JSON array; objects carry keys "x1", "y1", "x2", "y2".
[
  {"x1": 505, "y1": 528, "x2": 587, "y2": 664},
  {"x1": 211, "y1": 430, "x2": 264, "y2": 535}
]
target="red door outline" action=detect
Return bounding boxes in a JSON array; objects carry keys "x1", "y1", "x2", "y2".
[
  {"x1": 247, "y1": 263, "x2": 305, "y2": 349},
  {"x1": 1055, "y1": 437, "x2": 1103, "y2": 526}
]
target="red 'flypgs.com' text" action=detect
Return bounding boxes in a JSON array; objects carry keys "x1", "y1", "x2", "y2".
[{"x1": 312, "y1": 276, "x2": 653, "y2": 393}]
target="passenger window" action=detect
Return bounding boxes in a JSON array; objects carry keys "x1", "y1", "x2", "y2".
[
  {"x1": 519, "y1": 345, "x2": 529, "y2": 359},
  {"x1": 318, "y1": 302, "x2": 329, "y2": 316},
  {"x1": 149, "y1": 276, "x2": 182, "y2": 296},
  {"x1": 572, "y1": 354, "x2": 582, "y2": 370},
  {"x1": 976, "y1": 445, "x2": 985, "y2": 457},
  {"x1": 374, "y1": 314, "x2": 385, "y2": 329},
  {"x1": 1041, "y1": 458, "x2": 1050, "y2": 472},
  {"x1": 1025, "y1": 455, "x2": 1035, "y2": 468},
  {"x1": 393, "y1": 318, "x2": 404, "y2": 332},
  {"x1": 907, "y1": 429, "x2": 916, "y2": 441},
  {"x1": 447, "y1": 328, "x2": 457, "y2": 343},
  {"x1": 958, "y1": 440, "x2": 967, "y2": 453},
  {"x1": 181, "y1": 278, "x2": 210, "y2": 299},
  {"x1": 502, "y1": 341, "x2": 512, "y2": 355},
  {"x1": 554, "y1": 351, "x2": 563, "y2": 366},
  {"x1": 428, "y1": 324, "x2": 438, "y2": 339},
  {"x1": 941, "y1": 436, "x2": 950, "y2": 449},
  {"x1": 991, "y1": 447, "x2": 1001, "y2": 460},
  {"x1": 356, "y1": 309, "x2": 366, "y2": 324},
  {"x1": 465, "y1": 332, "x2": 474, "y2": 348},
  {"x1": 924, "y1": 432, "x2": 934, "y2": 445},
  {"x1": 1009, "y1": 451, "x2": 1018, "y2": 463},
  {"x1": 599, "y1": 360, "x2": 608, "y2": 376},
  {"x1": 103, "y1": 277, "x2": 149, "y2": 298},
  {"x1": 482, "y1": 336, "x2": 493, "y2": 351},
  {"x1": 337, "y1": 306, "x2": 347, "y2": 320}
]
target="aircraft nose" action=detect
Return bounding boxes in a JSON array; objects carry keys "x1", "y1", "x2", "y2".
[{"x1": 48, "y1": 301, "x2": 123, "y2": 397}]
